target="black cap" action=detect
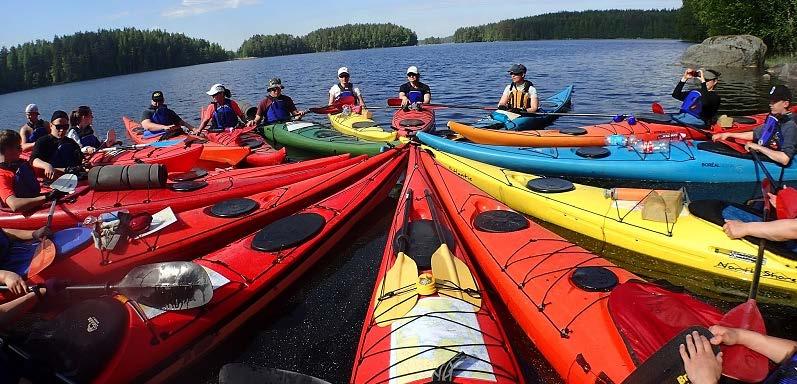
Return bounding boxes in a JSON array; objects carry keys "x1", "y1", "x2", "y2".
[
  {"x1": 151, "y1": 91, "x2": 165, "y2": 102},
  {"x1": 769, "y1": 85, "x2": 792, "y2": 103},
  {"x1": 50, "y1": 110, "x2": 68, "y2": 122},
  {"x1": 508, "y1": 64, "x2": 527, "y2": 74}
]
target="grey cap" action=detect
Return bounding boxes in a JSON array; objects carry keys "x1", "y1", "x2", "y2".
[
  {"x1": 703, "y1": 69, "x2": 720, "y2": 81},
  {"x1": 508, "y1": 64, "x2": 527, "y2": 74},
  {"x1": 267, "y1": 78, "x2": 284, "y2": 91},
  {"x1": 25, "y1": 103, "x2": 38, "y2": 113}
]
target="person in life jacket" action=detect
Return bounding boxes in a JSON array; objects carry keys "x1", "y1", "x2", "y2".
[
  {"x1": 671, "y1": 68, "x2": 721, "y2": 127},
  {"x1": 197, "y1": 84, "x2": 246, "y2": 133},
  {"x1": 679, "y1": 326, "x2": 797, "y2": 384},
  {"x1": 0, "y1": 130, "x2": 65, "y2": 212},
  {"x1": 714, "y1": 85, "x2": 797, "y2": 166},
  {"x1": 328, "y1": 67, "x2": 366, "y2": 108},
  {"x1": 67, "y1": 106, "x2": 118, "y2": 154},
  {"x1": 30, "y1": 111, "x2": 83, "y2": 180},
  {"x1": 19, "y1": 104, "x2": 50, "y2": 152},
  {"x1": 498, "y1": 63, "x2": 539, "y2": 113},
  {"x1": 398, "y1": 66, "x2": 432, "y2": 110},
  {"x1": 141, "y1": 91, "x2": 194, "y2": 135},
  {"x1": 248, "y1": 78, "x2": 306, "y2": 127}
]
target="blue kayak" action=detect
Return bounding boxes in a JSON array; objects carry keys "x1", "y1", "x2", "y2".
[
  {"x1": 470, "y1": 85, "x2": 574, "y2": 131},
  {"x1": 417, "y1": 132, "x2": 797, "y2": 183}
]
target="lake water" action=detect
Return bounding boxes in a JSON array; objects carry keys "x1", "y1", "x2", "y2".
[{"x1": 0, "y1": 40, "x2": 792, "y2": 383}]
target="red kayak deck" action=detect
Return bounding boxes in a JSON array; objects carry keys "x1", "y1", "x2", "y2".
[
  {"x1": 200, "y1": 107, "x2": 287, "y2": 167},
  {"x1": 0, "y1": 155, "x2": 355, "y2": 230},
  {"x1": 70, "y1": 149, "x2": 406, "y2": 383},
  {"x1": 88, "y1": 144, "x2": 203, "y2": 172},
  {"x1": 124, "y1": 116, "x2": 251, "y2": 166},
  {"x1": 391, "y1": 108, "x2": 435, "y2": 137},
  {"x1": 419, "y1": 149, "x2": 729, "y2": 383},
  {"x1": 351, "y1": 147, "x2": 523, "y2": 384}
]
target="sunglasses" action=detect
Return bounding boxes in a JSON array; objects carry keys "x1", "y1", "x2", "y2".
[
  {"x1": 407, "y1": 73, "x2": 418, "y2": 77},
  {"x1": 54, "y1": 123, "x2": 70, "y2": 130},
  {"x1": 510, "y1": 72, "x2": 523, "y2": 76},
  {"x1": 339, "y1": 73, "x2": 349, "y2": 78}
]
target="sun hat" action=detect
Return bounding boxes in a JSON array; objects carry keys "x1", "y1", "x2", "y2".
[{"x1": 206, "y1": 83, "x2": 225, "y2": 96}]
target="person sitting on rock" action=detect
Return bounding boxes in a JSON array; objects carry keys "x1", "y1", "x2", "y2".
[{"x1": 670, "y1": 68, "x2": 721, "y2": 127}]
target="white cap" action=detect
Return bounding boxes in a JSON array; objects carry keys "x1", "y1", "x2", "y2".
[
  {"x1": 406, "y1": 66, "x2": 419, "y2": 75},
  {"x1": 337, "y1": 67, "x2": 349, "y2": 76},
  {"x1": 206, "y1": 83, "x2": 225, "y2": 96},
  {"x1": 25, "y1": 103, "x2": 38, "y2": 113}
]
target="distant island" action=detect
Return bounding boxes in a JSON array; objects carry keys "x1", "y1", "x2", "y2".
[{"x1": 1, "y1": 4, "x2": 788, "y2": 94}]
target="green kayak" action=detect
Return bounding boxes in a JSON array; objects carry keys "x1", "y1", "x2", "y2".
[{"x1": 260, "y1": 121, "x2": 399, "y2": 156}]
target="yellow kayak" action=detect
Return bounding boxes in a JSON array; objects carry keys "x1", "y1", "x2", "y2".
[
  {"x1": 424, "y1": 146, "x2": 797, "y2": 305},
  {"x1": 328, "y1": 109, "x2": 398, "y2": 142}
]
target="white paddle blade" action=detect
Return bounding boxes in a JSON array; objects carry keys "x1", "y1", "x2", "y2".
[{"x1": 51, "y1": 173, "x2": 78, "y2": 193}]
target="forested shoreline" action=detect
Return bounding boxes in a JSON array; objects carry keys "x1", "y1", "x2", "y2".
[
  {"x1": 238, "y1": 24, "x2": 417, "y2": 58},
  {"x1": 0, "y1": 28, "x2": 231, "y2": 94}
]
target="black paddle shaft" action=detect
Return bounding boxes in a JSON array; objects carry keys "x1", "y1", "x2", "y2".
[
  {"x1": 749, "y1": 151, "x2": 773, "y2": 300},
  {"x1": 423, "y1": 189, "x2": 448, "y2": 247},
  {"x1": 393, "y1": 189, "x2": 413, "y2": 253}
]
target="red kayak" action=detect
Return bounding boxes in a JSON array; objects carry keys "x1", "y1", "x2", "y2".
[
  {"x1": 392, "y1": 108, "x2": 435, "y2": 137},
  {"x1": 3, "y1": 150, "x2": 402, "y2": 300},
  {"x1": 0, "y1": 154, "x2": 356, "y2": 230},
  {"x1": 351, "y1": 147, "x2": 524, "y2": 384},
  {"x1": 199, "y1": 108, "x2": 286, "y2": 167},
  {"x1": 19, "y1": 148, "x2": 406, "y2": 383},
  {"x1": 124, "y1": 116, "x2": 252, "y2": 166},
  {"x1": 418, "y1": 148, "x2": 733, "y2": 383},
  {"x1": 87, "y1": 144, "x2": 203, "y2": 172}
]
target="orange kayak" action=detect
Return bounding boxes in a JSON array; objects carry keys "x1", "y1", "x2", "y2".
[
  {"x1": 87, "y1": 144, "x2": 203, "y2": 172},
  {"x1": 448, "y1": 113, "x2": 767, "y2": 147},
  {"x1": 123, "y1": 116, "x2": 250, "y2": 166},
  {"x1": 199, "y1": 107, "x2": 286, "y2": 167}
]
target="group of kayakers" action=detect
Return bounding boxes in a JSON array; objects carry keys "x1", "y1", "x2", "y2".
[{"x1": 2, "y1": 63, "x2": 797, "y2": 383}]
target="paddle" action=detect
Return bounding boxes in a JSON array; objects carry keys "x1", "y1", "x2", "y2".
[
  {"x1": 423, "y1": 189, "x2": 481, "y2": 308},
  {"x1": 308, "y1": 95, "x2": 357, "y2": 115},
  {"x1": 387, "y1": 97, "x2": 627, "y2": 118},
  {"x1": 2, "y1": 261, "x2": 213, "y2": 311},
  {"x1": 621, "y1": 326, "x2": 719, "y2": 384},
  {"x1": 219, "y1": 364, "x2": 331, "y2": 384},
  {"x1": 715, "y1": 150, "x2": 772, "y2": 383},
  {"x1": 99, "y1": 139, "x2": 184, "y2": 153},
  {"x1": 373, "y1": 189, "x2": 419, "y2": 326},
  {"x1": 28, "y1": 174, "x2": 79, "y2": 277},
  {"x1": 652, "y1": 102, "x2": 665, "y2": 114}
]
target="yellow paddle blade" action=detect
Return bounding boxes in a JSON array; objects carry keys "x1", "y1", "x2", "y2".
[
  {"x1": 373, "y1": 251, "x2": 418, "y2": 327},
  {"x1": 28, "y1": 239, "x2": 56, "y2": 277},
  {"x1": 431, "y1": 244, "x2": 482, "y2": 309}
]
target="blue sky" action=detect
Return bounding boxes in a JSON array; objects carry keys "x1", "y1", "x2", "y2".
[{"x1": 5, "y1": 0, "x2": 682, "y2": 50}]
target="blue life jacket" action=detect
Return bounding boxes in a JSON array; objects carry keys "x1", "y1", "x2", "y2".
[
  {"x1": 75, "y1": 126, "x2": 102, "y2": 149},
  {"x1": 265, "y1": 97, "x2": 291, "y2": 124},
  {"x1": 0, "y1": 230, "x2": 10, "y2": 266},
  {"x1": 407, "y1": 90, "x2": 424, "y2": 103},
  {"x1": 336, "y1": 83, "x2": 357, "y2": 104},
  {"x1": 0, "y1": 161, "x2": 40, "y2": 199},
  {"x1": 27, "y1": 120, "x2": 49, "y2": 143},
  {"x1": 211, "y1": 99, "x2": 239, "y2": 129},
  {"x1": 679, "y1": 90, "x2": 704, "y2": 120},
  {"x1": 150, "y1": 105, "x2": 173, "y2": 125},
  {"x1": 758, "y1": 114, "x2": 785, "y2": 150},
  {"x1": 764, "y1": 353, "x2": 797, "y2": 384},
  {"x1": 50, "y1": 138, "x2": 82, "y2": 168}
]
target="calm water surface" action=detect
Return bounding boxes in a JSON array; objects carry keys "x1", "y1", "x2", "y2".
[{"x1": 0, "y1": 40, "x2": 792, "y2": 383}]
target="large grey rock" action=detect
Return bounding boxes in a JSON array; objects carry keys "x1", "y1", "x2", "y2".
[{"x1": 681, "y1": 35, "x2": 767, "y2": 67}]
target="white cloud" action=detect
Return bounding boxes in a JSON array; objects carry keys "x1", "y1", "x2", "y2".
[{"x1": 162, "y1": 0, "x2": 260, "y2": 18}]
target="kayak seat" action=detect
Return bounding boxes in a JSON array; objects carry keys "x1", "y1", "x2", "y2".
[
  {"x1": 733, "y1": 116, "x2": 757, "y2": 124},
  {"x1": 314, "y1": 131, "x2": 343, "y2": 139},
  {"x1": 636, "y1": 113, "x2": 675, "y2": 124},
  {"x1": 557, "y1": 127, "x2": 587, "y2": 136},
  {"x1": 210, "y1": 198, "x2": 258, "y2": 218},
  {"x1": 252, "y1": 213, "x2": 326, "y2": 252},
  {"x1": 396, "y1": 219, "x2": 455, "y2": 270},
  {"x1": 570, "y1": 266, "x2": 618, "y2": 292},
  {"x1": 170, "y1": 180, "x2": 208, "y2": 192},
  {"x1": 351, "y1": 122, "x2": 376, "y2": 129},
  {"x1": 688, "y1": 200, "x2": 797, "y2": 260},
  {"x1": 399, "y1": 119, "x2": 425, "y2": 128},
  {"x1": 575, "y1": 147, "x2": 611, "y2": 159},
  {"x1": 22, "y1": 298, "x2": 128, "y2": 383},
  {"x1": 526, "y1": 178, "x2": 575, "y2": 193},
  {"x1": 169, "y1": 168, "x2": 208, "y2": 182},
  {"x1": 240, "y1": 137, "x2": 264, "y2": 150},
  {"x1": 473, "y1": 210, "x2": 529, "y2": 233}
]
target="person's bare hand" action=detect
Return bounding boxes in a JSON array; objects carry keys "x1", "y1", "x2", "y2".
[
  {"x1": 1, "y1": 271, "x2": 28, "y2": 296},
  {"x1": 722, "y1": 220, "x2": 748, "y2": 239},
  {"x1": 680, "y1": 331, "x2": 723, "y2": 384},
  {"x1": 708, "y1": 325, "x2": 741, "y2": 346}
]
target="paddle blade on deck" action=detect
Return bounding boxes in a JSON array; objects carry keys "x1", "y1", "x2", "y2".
[
  {"x1": 117, "y1": 262, "x2": 213, "y2": 311},
  {"x1": 373, "y1": 252, "x2": 418, "y2": 326},
  {"x1": 718, "y1": 299, "x2": 769, "y2": 383},
  {"x1": 430, "y1": 243, "x2": 481, "y2": 309}
]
